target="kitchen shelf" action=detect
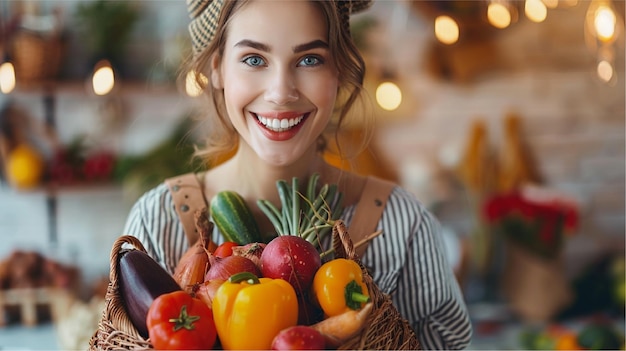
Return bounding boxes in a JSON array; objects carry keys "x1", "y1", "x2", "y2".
[
  {"x1": 4, "y1": 80, "x2": 179, "y2": 248},
  {"x1": 10, "y1": 80, "x2": 182, "y2": 96}
]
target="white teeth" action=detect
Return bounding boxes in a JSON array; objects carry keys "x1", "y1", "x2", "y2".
[{"x1": 257, "y1": 114, "x2": 304, "y2": 132}]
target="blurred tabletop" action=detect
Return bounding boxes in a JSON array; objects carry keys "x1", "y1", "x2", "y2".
[{"x1": 0, "y1": 323, "x2": 59, "y2": 350}]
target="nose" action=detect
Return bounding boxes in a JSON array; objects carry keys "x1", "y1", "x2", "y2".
[{"x1": 264, "y1": 68, "x2": 299, "y2": 105}]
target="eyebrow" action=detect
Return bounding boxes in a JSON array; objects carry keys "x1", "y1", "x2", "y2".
[
  {"x1": 234, "y1": 39, "x2": 270, "y2": 52},
  {"x1": 294, "y1": 39, "x2": 329, "y2": 53},
  {"x1": 234, "y1": 39, "x2": 329, "y2": 53}
]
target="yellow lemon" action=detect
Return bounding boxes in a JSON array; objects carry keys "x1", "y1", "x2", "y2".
[{"x1": 6, "y1": 143, "x2": 45, "y2": 189}]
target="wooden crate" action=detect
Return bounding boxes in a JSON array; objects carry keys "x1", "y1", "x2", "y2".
[{"x1": 0, "y1": 288, "x2": 70, "y2": 327}]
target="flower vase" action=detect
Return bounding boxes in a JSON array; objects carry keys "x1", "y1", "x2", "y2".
[{"x1": 501, "y1": 241, "x2": 573, "y2": 323}]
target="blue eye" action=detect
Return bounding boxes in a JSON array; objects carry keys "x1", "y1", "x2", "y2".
[
  {"x1": 243, "y1": 55, "x2": 266, "y2": 67},
  {"x1": 299, "y1": 55, "x2": 322, "y2": 67}
]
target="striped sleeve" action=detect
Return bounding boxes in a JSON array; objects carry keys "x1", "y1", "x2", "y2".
[
  {"x1": 121, "y1": 183, "x2": 191, "y2": 274},
  {"x1": 349, "y1": 187, "x2": 472, "y2": 350},
  {"x1": 407, "y1": 208, "x2": 472, "y2": 350}
]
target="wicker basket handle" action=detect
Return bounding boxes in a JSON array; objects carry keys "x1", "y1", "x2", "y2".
[
  {"x1": 108, "y1": 235, "x2": 147, "y2": 292},
  {"x1": 332, "y1": 220, "x2": 357, "y2": 261}
]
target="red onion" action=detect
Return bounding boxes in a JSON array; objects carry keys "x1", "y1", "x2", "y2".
[
  {"x1": 205, "y1": 254, "x2": 261, "y2": 282},
  {"x1": 232, "y1": 242, "x2": 266, "y2": 271}
]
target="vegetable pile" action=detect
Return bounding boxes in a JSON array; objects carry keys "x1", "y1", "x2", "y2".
[{"x1": 118, "y1": 174, "x2": 373, "y2": 350}]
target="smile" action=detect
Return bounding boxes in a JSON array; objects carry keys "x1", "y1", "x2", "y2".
[{"x1": 255, "y1": 113, "x2": 306, "y2": 132}]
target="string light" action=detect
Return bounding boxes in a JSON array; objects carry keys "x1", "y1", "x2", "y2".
[
  {"x1": 421, "y1": 0, "x2": 620, "y2": 86},
  {"x1": 585, "y1": 0, "x2": 622, "y2": 46},
  {"x1": 525, "y1": 0, "x2": 548, "y2": 23},
  {"x1": 488, "y1": 3, "x2": 512, "y2": 29},
  {"x1": 91, "y1": 59, "x2": 115, "y2": 96},
  {"x1": 434, "y1": 15, "x2": 459, "y2": 44},
  {"x1": 0, "y1": 61, "x2": 16, "y2": 94},
  {"x1": 584, "y1": 0, "x2": 623, "y2": 83},
  {"x1": 375, "y1": 81, "x2": 402, "y2": 111},
  {"x1": 596, "y1": 59, "x2": 614, "y2": 83},
  {"x1": 594, "y1": 3, "x2": 617, "y2": 42}
]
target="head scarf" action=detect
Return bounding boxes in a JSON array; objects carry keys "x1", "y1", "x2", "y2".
[{"x1": 187, "y1": 0, "x2": 373, "y2": 56}]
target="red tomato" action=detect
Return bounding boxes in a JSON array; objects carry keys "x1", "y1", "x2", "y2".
[
  {"x1": 214, "y1": 241, "x2": 238, "y2": 258},
  {"x1": 146, "y1": 291, "x2": 216, "y2": 350}
]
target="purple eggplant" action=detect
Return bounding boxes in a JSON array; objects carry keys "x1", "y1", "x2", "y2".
[{"x1": 118, "y1": 249, "x2": 181, "y2": 339}]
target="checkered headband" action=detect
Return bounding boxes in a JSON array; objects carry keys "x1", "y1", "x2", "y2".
[{"x1": 187, "y1": 0, "x2": 373, "y2": 56}]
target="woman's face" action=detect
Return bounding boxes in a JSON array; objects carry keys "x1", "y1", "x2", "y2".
[{"x1": 215, "y1": 0, "x2": 338, "y2": 166}]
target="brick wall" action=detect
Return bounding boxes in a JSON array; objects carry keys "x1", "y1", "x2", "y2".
[{"x1": 368, "y1": 2, "x2": 625, "y2": 280}]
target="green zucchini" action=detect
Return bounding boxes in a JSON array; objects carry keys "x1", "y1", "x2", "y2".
[{"x1": 210, "y1": 190, "x2": 263, "y2": 245}]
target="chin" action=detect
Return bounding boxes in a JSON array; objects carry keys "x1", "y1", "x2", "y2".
[
  {"x1": 246, "y1": 132, "x2": 316, "y2": 167},
  {"x1": 261, "y1": 154, "x2": 299, "y2": 167},
  {"x1": 257, "y1": 148, "x2": 305, "y2": 167}
]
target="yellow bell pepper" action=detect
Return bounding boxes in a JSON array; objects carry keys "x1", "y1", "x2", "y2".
[
  {"x1": 212, "y1": 272, "x2": 298, "y2": 350},
  {"x1": 312, "y1": 258, "x2": 370, "y2": 317}
]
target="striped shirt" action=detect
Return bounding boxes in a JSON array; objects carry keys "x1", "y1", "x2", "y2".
[{"x1": 123, "y1": 182, "x2": 472, "y2": 350}]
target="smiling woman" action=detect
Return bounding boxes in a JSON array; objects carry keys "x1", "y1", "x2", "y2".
[
  {"x1": 118, "y1": 1, "x2": 473, "y2": 350},
  {"x1": 212, "y1": 1, "x2": 339, "y2": 166}
]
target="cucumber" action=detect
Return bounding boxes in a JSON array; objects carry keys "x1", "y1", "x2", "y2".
[{"x1": 210, "y1": 190, "x2": 263, "y2": 245}]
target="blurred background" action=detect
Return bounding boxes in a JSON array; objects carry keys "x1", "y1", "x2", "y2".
[{"x1": 0, "y1": 0, "x2": 624, "y2": 349}]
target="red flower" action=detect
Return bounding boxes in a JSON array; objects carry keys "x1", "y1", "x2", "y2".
[{"x1": 482, "y1": 186, "x2": 579, "y2": 258}]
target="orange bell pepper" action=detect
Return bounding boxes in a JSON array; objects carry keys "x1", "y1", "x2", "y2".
[{"x1": 312, "y1": 258, "x2": 370, "y2": 317}]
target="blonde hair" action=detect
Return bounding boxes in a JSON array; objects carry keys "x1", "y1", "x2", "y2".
[{"x1": 183, "y1": 0, "x2": 370, "y2": 167}]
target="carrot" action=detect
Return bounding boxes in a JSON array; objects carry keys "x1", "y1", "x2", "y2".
[{"x1": 310, "y1": 302, "x2": 373, "y2": 347}]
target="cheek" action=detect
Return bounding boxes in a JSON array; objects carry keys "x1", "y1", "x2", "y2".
[
  {"x1": 304, "y1": 74, "x2": 339, "y2": 110},
  {"x1": 223, "y1": 73, "x2": 257, "y2": 117}
]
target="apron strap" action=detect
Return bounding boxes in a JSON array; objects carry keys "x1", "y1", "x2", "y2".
[
  {"x1": 349, "y1": 176, "x2": 396, "y2": 258},
  {"x1": 165, "y1": 173, "x2": 207, "y2": 245}
]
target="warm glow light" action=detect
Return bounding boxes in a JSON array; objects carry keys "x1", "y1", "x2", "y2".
[
  {"x1": 542, "y1": 0, "x2": 558, "y2": 9},
  {"x1": 375, "y1": 81, "x2": 402, "y2": 111},
  {"x1": 488, "y1": 3, "x2": 512, "y2": 29},
  {"x1": 185, "y1": 70, "x2": 207, "y2": 97},
  {"x1": 597, "y1": 59, "x2": 614, "y2": 82},
  {"x1": 92, "y1": 60, "x2": 115, "y2": 96},
  {"x1": 434, "y1": 15, "x2": 459, "y2": 44},
  {"x1": 594, "y1": 4, "x2": 617, "y2": 42},
  {"x1": 526, "y1": 0, "x2": 548, "y2": 22},
  {"x1": 562, "y1": 0, "x2": 578, "y2": 7},
  {"x1": 0, "y1": 62, "x2": 16, "y2": 94}
]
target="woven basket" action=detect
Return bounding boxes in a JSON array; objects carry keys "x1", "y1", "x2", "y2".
[
  {"x1": 89, "y1": 220, "x2": 420, "y2": 350},
  {"x1": 12, "y1": 31, "x2": 64, "y2": 84}
]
